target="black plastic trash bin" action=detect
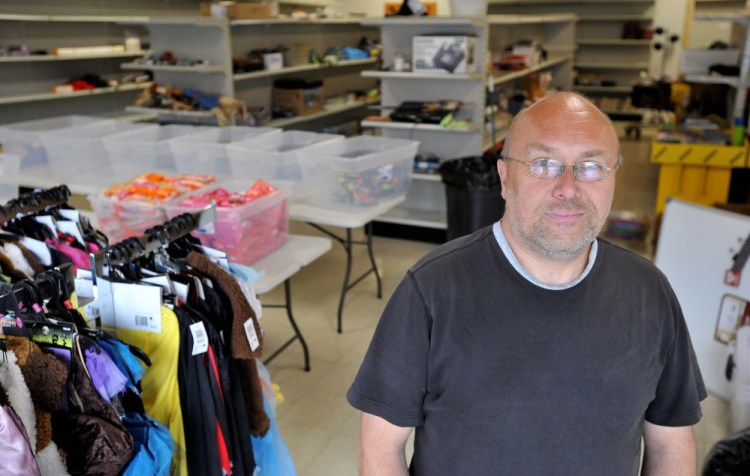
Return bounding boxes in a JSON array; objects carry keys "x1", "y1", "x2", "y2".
[
  {"x1": 702, "y1": 426, "x2": 750, "y2": 475},
  {"x1": 439, "y1": 154, "x2": 505, "y2": 241}
]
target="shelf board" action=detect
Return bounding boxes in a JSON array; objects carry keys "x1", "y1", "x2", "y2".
[
  {"x1": 232, "y1": 17, "x2": 364, "y2": 26},
  {"x1": 121, "y1": 62, "x2": 227, "y2": 73},
  {"x1": 576, "y1": 39, "x2": 652, "y2": 46},
  {"x1": 360, "y1": 120, "x2": 480, "y2": 133},
  {"x1": 234, "y1": 58, "x2": 377, "y2": 81},
  {"x1": 0, "y1": 51, "x2": 146, "y2": 63},
  {"x1": 124, "y1": 106, "x2": 218, "y2": 122},
  {"x1": 268, "y1": 97, "x2": 378, "y2": 127},
  {"x1": 487, "y1": 13, "x2": 577, "y2": 24},
  {"x1": 578, "y1": 15, "x2": 653, "y2": 22},
  {"x1": 574, "y1": 85, "x2": 633, "y2": 93},
  {"x1": 117, "y1": 16, "x2": 226, "y2": 27},
  {"x1": 575, "y1": 62, "x2": 649, "y2": 70},
  {"x1": 694, "y1": 10, "x2": 750, "y2": 23},
  {"x1": 361, "y1": 16, "x2": 486, "y2": 28},
  {"x1": 362, "y1": 70, "x2": 483, "y2": 81},
  {"x1": 683, "y1": 74, "x2": 741, "y2": 87},
  {"x1": 0, "y1": 82, "x2": 153, "y2": 105},
  {"x1": 0, "y1": 13, "x2": 150, "y2": 23},
  {"x1": 376, "y1": 205, "x2": 447, "y2": 230},
  {"x1": 491, "y1": 56, "x2": 573, "y2": 86}
]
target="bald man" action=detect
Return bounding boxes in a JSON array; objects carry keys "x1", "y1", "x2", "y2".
[{"x1": 347, "y1": 92, "x2": 706, "y2": 475}]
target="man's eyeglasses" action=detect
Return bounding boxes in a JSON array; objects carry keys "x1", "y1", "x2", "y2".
[{"x1": 504, "y1": 156, "x2": 620, "y2": 182}]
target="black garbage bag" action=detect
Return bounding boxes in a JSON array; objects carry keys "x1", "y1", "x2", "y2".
[
  {"x1": 439, "y1": 154, "x2": 504, "y2": 242},
  {"x1": 703, "y1": 427, "x2": 750, "y2": 475}
]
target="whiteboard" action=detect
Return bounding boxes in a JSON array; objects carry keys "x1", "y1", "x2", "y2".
[{"x1": 655, "y1": 199, "x2": 750, "y2": 400}]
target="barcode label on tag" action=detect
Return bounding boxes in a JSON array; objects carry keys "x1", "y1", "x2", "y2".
[
  {"x1": 190, "y1": 321, "x2": 209, "y2": 355},
  {"x1": 244, "y1": 318, "x2": 260, "y2": 352},
  {"x1": 135, "y1": 315, "x2": 149, "y2": 328}
]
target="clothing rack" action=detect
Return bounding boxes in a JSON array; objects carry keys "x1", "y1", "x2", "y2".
[
  {"x1": 0, "y1": 262, "x2": 74, "y2": 312},
  {"x1": 89, "y1": 204, "x2": 216, "y2": 281},
  {"x1": 0, "y1": 185, "x2": 71, "y2": 223}
]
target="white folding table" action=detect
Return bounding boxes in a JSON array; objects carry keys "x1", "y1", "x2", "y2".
[
  {"x1": 252, "y1": 234, "x2": 331, "y2": 371},
  {"x1": 289, "y1": 196, "x2": 405, "y2": 333}
]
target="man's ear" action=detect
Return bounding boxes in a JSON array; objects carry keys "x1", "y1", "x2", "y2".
[{"x1": 497, "y1": 158, "x2": 508, "y2": 200}]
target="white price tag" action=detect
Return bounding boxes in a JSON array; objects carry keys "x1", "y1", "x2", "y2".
[
  {"x1": 111, "y1": 281, "x2": 162, "y2": 333},
  {"x1": 141, "y1": 275, "x2": 175, "y2": 295},
  {"x1": 190, "y1": 321, "x2": 209, "y2": 355},
  {"x1": 21, "y1": 237, "x2": 52, "y2": 266},
  {"x1": 75, "y1": 278, "x2": 94, "y2": 299},
  {"x1": 244, "y1": 318, "x2": 260, "y2": 352},
  {"x1": 58, "y1": 209, "x2": 80, "y2": 222},
  {"x1": 57, "y1": 220, "x2": 85, "y2": 246},
  {"x1": 173, "y1": 281, "x2": 189, "y2": 305},
  {"x1": 34, "y1": 215, "x2": 57, "y2": 237}
]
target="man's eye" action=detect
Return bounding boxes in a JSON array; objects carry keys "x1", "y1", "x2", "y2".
[{"x1": 536, "y1": 158, "x2": 553, "y2": 167}]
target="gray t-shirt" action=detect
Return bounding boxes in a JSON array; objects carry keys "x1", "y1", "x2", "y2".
[{"x1": 347, "y1": 224, "x2": 706, "y2": 476}]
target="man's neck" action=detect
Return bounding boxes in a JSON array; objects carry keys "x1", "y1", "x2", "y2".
[{"x1": 500, "y1": 220, "x2": 591, "y2": 286}]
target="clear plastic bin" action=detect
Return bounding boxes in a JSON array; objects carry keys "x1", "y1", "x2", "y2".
[
  {"x1": 0, "y1": 115, "x2": 105, "y2": 168},
  {"x1": 88, "y1": 192, "x2": 169, "y2": 243},
  {"x1": 88, "y1": 174, "x2": 216, "y2": 243},
  {"x1": 298, "y1": 136, "x2": 419, "y2": 209},
  {"x1": 40, "y1": 120, "x2": 151, "y2": 183},
  {"x1": 226, "y1": 131, "x2": 343, "y2": 201},
  {"x1": 103, "y1": 125, "x2": 197, "y2": 179},
  {"x1": 163, "y1": 180, "x2": 290, "y2": 265},
  {"x1": 0, "y1": 153, "x2": 22, "y2": 204},
  {"x1": 170, "y1": 126, "x2": 280, "y2": 177}
]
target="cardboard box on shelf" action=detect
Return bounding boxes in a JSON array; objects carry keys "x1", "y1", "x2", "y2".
[
  {"x1": 286, "y1": 44, "x2": 310, "y2": 67},
  {"x1": 273, "y1": 79, "x2": 324, "y2": 116},
  {"x1": 412, "y1": 35, "x2": 477, "y2": 74},
  {"x1": 200, "y1": 1, "x2": 279, "y2": 19}
]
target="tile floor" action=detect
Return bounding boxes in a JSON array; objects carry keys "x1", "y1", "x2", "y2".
[{"x1": 259, "y1": 123, "x2": 731, "y2": 475}]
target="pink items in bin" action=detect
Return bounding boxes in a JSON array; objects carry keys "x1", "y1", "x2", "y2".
[
  {"x1": 165, "y1": 180, "x2": 290, "y2": 265},
  {"x1": 89, "y1": 173, "x2": 217, "y2": 242}
]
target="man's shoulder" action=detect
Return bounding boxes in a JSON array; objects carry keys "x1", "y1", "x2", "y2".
[
  {"x1": 411, "y1": 226, "x2": 497, "y2": 275},
  {"x1": 597, "y1": 236, "x2": 664, "y2": 277}
]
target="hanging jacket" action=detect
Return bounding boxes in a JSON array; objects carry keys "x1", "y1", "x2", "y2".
[
  {"x1": 185, "y1": 251, "x2": 270, "y2": 436},
  {"x1": 52, "y1": 336, "x2": 134, "y2": 476},
  {"x1": 0, "y1": 403, "x2": 41, "y2": 476}
]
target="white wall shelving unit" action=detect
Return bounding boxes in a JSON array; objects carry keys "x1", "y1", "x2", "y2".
[
  {"x1": 361, "y1": 14, "x2": 575, "y2": 231},
  {"x1": 489, "y1": 0, "x2": 665, "y2": 118},
  {"x1": 0, "y1": 0, "x2": 379, "y2": 130},
  {"x1": 687, "y1": 9, "x2": 750, "y2": 126},
  {"x1": 229, "y1": 18, "x2": 379, "y2": 131},
  {"x1": 0, "y1": 13, "x2": 152, "y2": 123},
  {"x1": 119, "y1": 16, "x2": 379, "y2": 128},
  {"x1": 359, "y1": 17, "x2": 488, "y2": 230}
]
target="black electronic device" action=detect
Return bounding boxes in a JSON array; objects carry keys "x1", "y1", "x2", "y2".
[
  {"x1": 432, "y1": 43, "x2": 465, "y2": 73},
  {"x1": 389, "y1": 100, "x2": 461, "y2": 124}
]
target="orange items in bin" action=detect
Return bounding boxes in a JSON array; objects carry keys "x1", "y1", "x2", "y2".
[
  {"x1": 166, "y1": 180, "x2": 289, "y2": 265},
  {"x1": 103, "y1": 173, "x2": 216, "y2": 203},
  {"x1": 91, "y1": 173, "x2": 217, "y2": 243}
]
